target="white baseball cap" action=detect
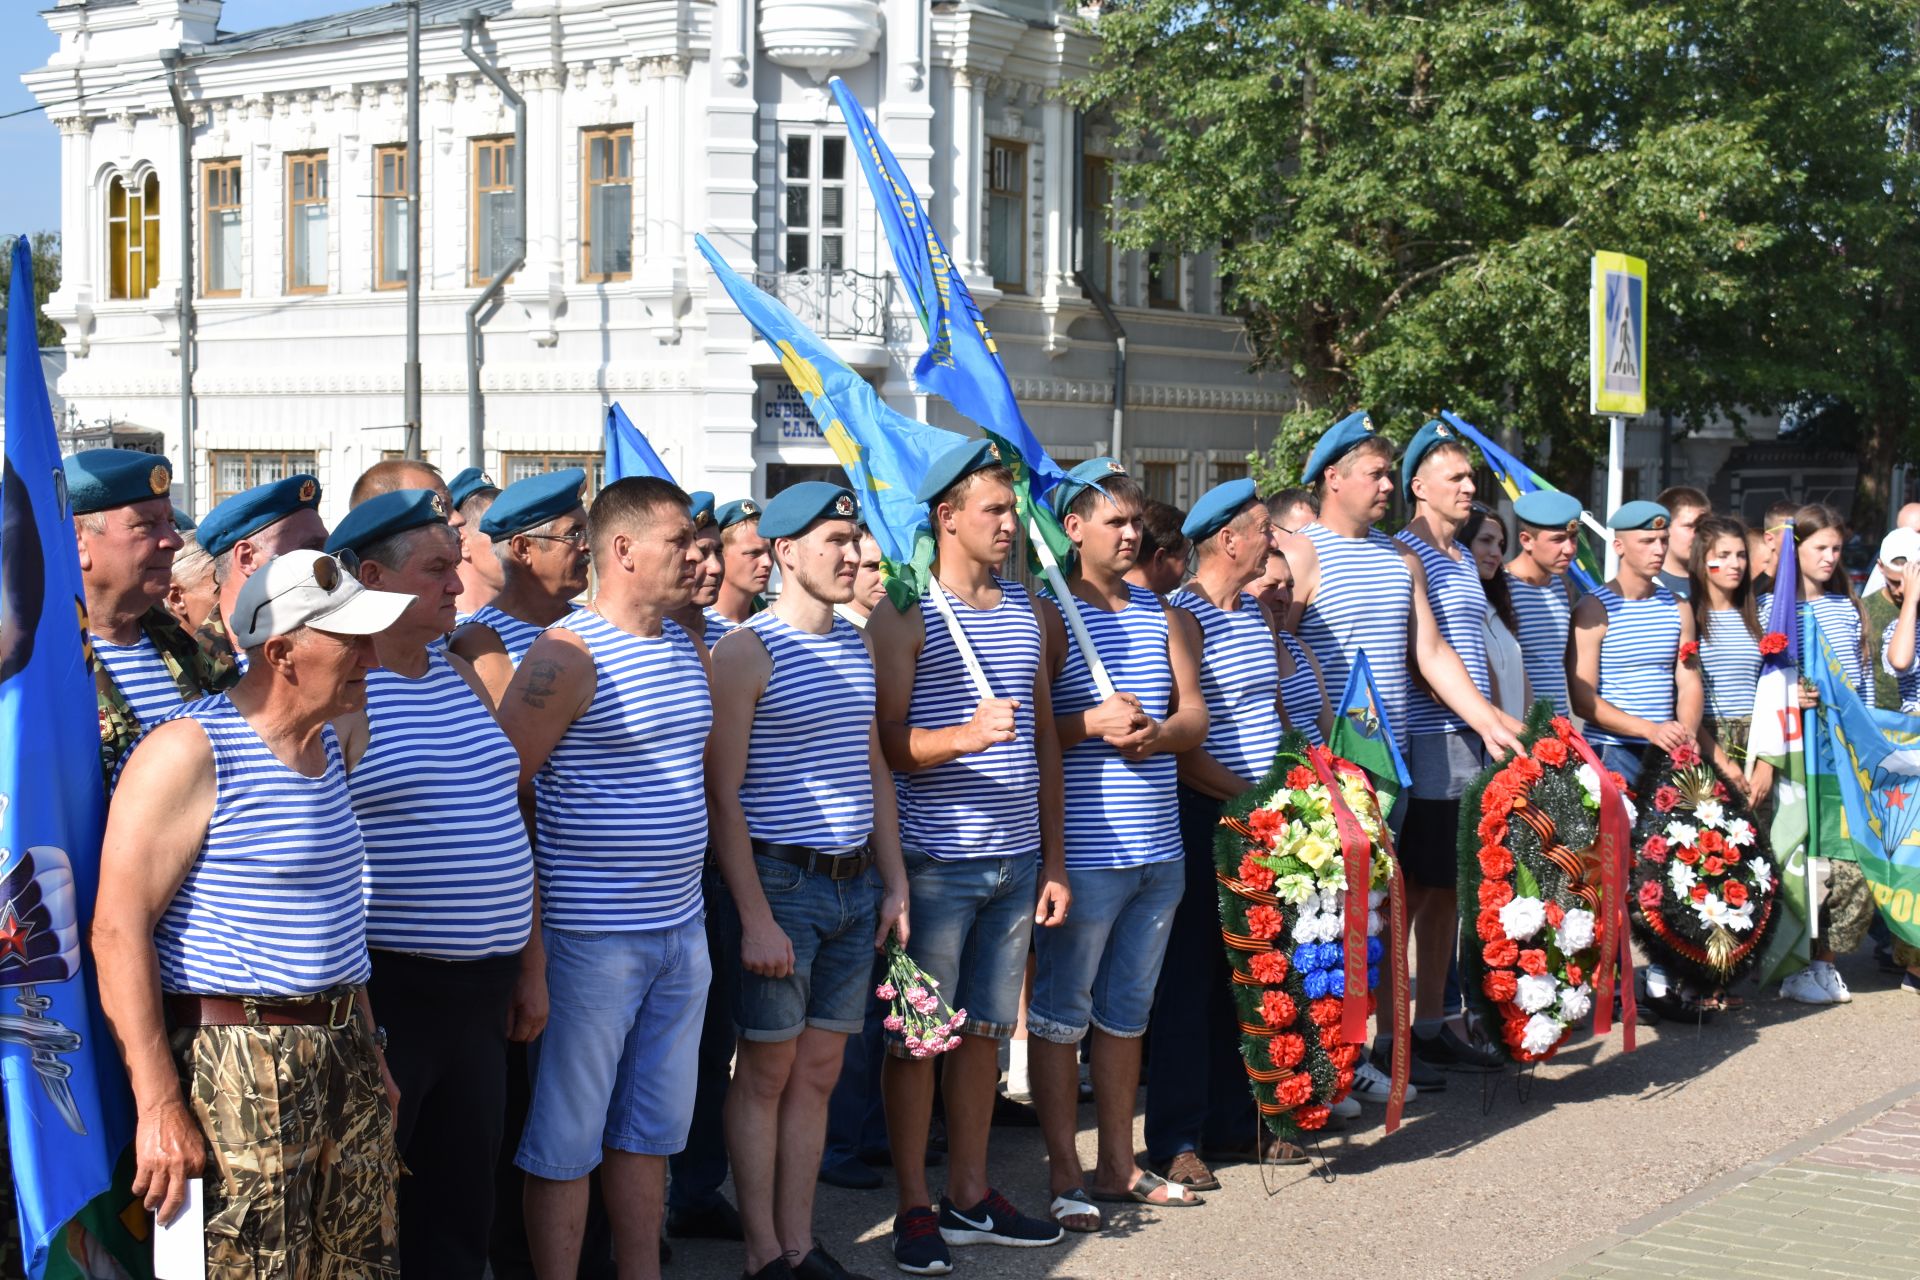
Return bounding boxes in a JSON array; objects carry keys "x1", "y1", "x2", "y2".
[
  {"x1": 231, "y1": 549, "x2": 414, "y2": 648},
  {"x1": 1880, "y1": 527, "x2": 1920, "y2": 569}
]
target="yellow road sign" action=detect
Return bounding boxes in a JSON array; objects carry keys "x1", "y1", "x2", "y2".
[{"x1": 1590, "y1": 252, "x2": 1648, "y2": 417}]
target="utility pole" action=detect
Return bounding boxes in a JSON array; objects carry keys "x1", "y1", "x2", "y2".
[{"x1": 403, "y1": 0, "x2": 422, "y2": 460}]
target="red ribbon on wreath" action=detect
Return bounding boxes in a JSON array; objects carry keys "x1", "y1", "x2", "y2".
[
  {"x1": 1305, "y1": 746, "x2": 1373, "y2": 1047},
  {"x1": 1563, "y1": 731, "x2": 1638, "y2": 1052}
]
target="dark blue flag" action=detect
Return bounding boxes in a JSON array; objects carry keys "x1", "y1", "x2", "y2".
[{"x1": 0, "y1": 234, "x2": 135, "y2": 1276}]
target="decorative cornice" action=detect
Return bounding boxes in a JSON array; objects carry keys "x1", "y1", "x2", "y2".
[{"x1": 58, "y1": 366, "x2": 699, "y2": 398}]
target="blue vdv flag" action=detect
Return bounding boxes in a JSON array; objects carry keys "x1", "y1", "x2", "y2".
[
  {"x1": 1327, "y1": 650, "x2": 1414, "y2": 815},
  {"x1": 0, "y1": 235, "x2": 135, "y2": 1276},
  {"x1": 604, "y1": 402, "x2": 673, "y2": 484},
  {"x1": 694, "y1": 234, "x2": 967, "y2": 608}
]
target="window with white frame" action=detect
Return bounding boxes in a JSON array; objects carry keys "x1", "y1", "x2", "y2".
[
  {"x1": 987, "y1": 139, "x2": 1027, "y2": 292},
  {"x1": 285, "y1": 152, "x2": 329, "y2": 293},
  {"x1": 212, "y1": 451, "x2": 318, "y2": 504},
  {"x1": 782, "y1": 133, "x2": 847, "y2": 272},
  {"x1": 202, "y1": 160, "x2": 242, "y2": 296}
]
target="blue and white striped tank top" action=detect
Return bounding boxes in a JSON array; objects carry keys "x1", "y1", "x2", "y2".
[
  {"x1": 1506, "y1": 573, "x2": 1574, "y2": 716},
  {"x1": 1585, "y1": 584, "x2": 1682, "y2": 747},
  {"x1": 1277, "y1": 629, "x2": 1326, "y2": 747},
  {"x1": 1882, "y1": 617, "x2": 1920, "y2": 711},
  {"x1": 736, "y1": 612, "x2": 876, "y2": 848},
  {"x1": 703, "y1": 606, "x2": 743, "y2": 653},
  {"x1": 1049, "y1": 585, "x2": 1178, "y2": 869},
  {"x1": 157, "y1": 697, "x2": 370, "y2": 996},
  {"x1": 348, "y1": 648, "x2": 536, "y2": 960},
  {"x1": 466, "y1": 603, "x2": 550, "y2": 667},
  {"x1": 1395, "y1": 531, "x2": 1492, "y2": 735},
  {"x1": 1761, "y1": 591, "x2": 1869, "y2": 703},
  {"x1": 1296, "y1": 524, "x2": 1414, "y2": 747},
  {"x1": 1170, "y1": 589, "x2": 1283, "y2": 782},
  {"x1": 534, "y1": 610, "x2": 711, "y2": 930},
  {"x1": 899, "y1": 576, "x2": 1043, "y2": 858},
  {"x1": 1699, "y1": 610, "x2": 1762, "y2": 722},
  {"x1": 94, "y1": 633, "x2": 182, "y2": 727}
]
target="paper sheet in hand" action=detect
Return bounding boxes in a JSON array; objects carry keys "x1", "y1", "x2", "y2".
[{"x1": 153, "y1": 1178, "x2": 206, "y2": 1280}]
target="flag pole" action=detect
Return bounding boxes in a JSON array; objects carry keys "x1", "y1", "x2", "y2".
[
  {"x1": 1802, "y1": 609, "x2": 1821, "y2": 942},
  {"x1": 925, "y1": 580, "x2": 995, "y2": 703},
  {"x1": 1028, "y1": 518, "x2": 1117, "y2": 700}
]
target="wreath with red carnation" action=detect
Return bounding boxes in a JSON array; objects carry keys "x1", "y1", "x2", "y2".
[
  {"x1": 1214, "y1": 734, "x2": 1391, "y2": 1141},
  {"x1": 1458, "y1": 703, "x2": 1629, "y2": 1063},
  {"x1": 1628, "y1": 742, "x2": 1779, "y2": 986}
]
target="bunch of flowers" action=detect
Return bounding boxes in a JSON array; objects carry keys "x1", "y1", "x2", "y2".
[
  {"x1": 876, "y1": 937, "x2": 966, "y2": 1058},
  {"x1": 1215, "y1": 737, "x2": 1391, "y2": 1141},
  {"x1": 1459, "y1": 706, "x2": 1613, "y2": 1063},
  {"x1": 1628, "y1": 741, "x2": 1779, "y2": 985}
]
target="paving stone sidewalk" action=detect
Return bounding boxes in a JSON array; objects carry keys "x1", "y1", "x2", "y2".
[{"x1": 1548, "y1": 1090, "x2": 1920, "y2": 1279}]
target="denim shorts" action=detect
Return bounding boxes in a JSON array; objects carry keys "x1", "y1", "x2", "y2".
[
  {"x1": 1594, "y1": 741, "x2": 1651, "y2": 794},
  {"x1": 711, "y1": 853, "x2": 880, "y2": 1042},
  {"x1": 1029, "y1": 858, "x2": 1185, "y2": 1043},
  {"x1": 888, "y1": 847, "x2": 1038, "y2": 1051},
  {"x1": 515, "y1": 916, "x2": 710, "y2": 1180}
]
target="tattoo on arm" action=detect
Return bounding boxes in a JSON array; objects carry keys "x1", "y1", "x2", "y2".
[{"x1": 521, "y1": 659, "x2": 562, "y2": 709}]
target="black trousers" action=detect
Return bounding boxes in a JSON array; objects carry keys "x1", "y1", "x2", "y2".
[
  {"x1": 667, "y1": 890, "x2": 738, "y2": 1213},
  {"x1": 369, "y1": 947, "x2": 519, "y2": 1280}
]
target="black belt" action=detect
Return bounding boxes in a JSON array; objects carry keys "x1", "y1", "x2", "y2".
[{"x1": 750, "y1": 839, "x2": 873, "y2": 881}]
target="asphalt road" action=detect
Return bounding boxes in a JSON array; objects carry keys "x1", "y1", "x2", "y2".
[{"x1": 662, "y1": 950, "x2": 1916, "y2": 1280}]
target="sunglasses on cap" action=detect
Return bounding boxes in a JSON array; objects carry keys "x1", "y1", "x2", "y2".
[{"x1": 244, "y1": 550, "x2": 362, "y2": 636}]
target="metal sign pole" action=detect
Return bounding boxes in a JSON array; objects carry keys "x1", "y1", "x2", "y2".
[{"x1": 1604, "y1": 415, "x2": 1625, "y2": 580}]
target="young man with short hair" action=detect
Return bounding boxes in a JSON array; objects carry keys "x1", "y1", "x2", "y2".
[
  {"x1": 1128, "y1": 500, "x2": 1191, "y2": 598},
  {"x1": 708, "y1": 482, "x2": 910, "y2": 1280},
  {"x1": 708, "y1": 500, "x2": 774, "y2": 646},
  {"x1": 1750, "y1": 499, "x2": 1800, "y2": 595},
  {"x1": 1654, "y1": 485, "x2": 1711, "y2": 599},
  {"x1": 1504, "y1": 490, "x2": 1584, "y2": 718}
]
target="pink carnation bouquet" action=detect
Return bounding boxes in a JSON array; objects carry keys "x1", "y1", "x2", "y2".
[{"x1": 877, "y1": 937, "x2": 967, "y2": 1058}]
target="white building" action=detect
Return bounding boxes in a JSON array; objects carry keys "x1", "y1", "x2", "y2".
[{"x1": 26, "y1": 0, "x2": 1286, "y2": 523}]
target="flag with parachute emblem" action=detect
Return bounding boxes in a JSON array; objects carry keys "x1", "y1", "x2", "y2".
[{"x1": 1327, "y1": 650, "x2": 1414, "y2": 815}]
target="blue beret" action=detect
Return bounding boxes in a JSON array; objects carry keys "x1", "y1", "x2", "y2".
[
  {"x1": 172, "y1": 504, "x2": 196, "y2": 532},
  {"x1": 64, "y1": 448, "x2": 172, "y2": 515},
  {"x1": 913, "y1": 437, "x2": 1004, "y2": 506},
  {"x1": 447, "y1": 466, "x2": 499, "y2": 509},
  {"x1": 687, "y1": 490, "x2": 717, "y2": 530},
  {"x1": 1050, "y1": 457, "x2": 1128, "y2": 518},
  {"x1": 1400, "y1": 418, "x2": 1471, "y2": 494},
  {"x1": 325, "y1": 488, "x2": 449, "y2": 557},
  {"x1": 759, "y1": 481, "x2": 859, "y2": 539},
  {"x1": 1181, "y1": 477, "x2": 1260, "y2": 542},
  {"x1": 198, "y1": 473, "x2": 322, "y2": 557},
  {"x1": 1608, "y1": 500, "x2": 1671, "y2": 532},
  {"x1": 1514, "y1": 490, "x2": 1583, "y2": 530},
  {"x1": 1300, "y1": 410, "x2": 1379, "y2": 484},
  {"x1": 715, "y1": 498, "x2": 762, "y2": 531},
  {"x1": 479, "y1": 468, "x2": 587, "y2": 539}
]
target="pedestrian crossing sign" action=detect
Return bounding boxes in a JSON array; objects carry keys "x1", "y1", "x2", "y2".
[{"x1": 1590, "y1": 252, "x2": 1648, "y2": 416}]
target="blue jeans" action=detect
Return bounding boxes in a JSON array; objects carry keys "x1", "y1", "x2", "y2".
[
  {"x1": 517, "y1": 918, "x2": 710, "y2": 1179},
  {"x1": 890, "y1": 847, "x2": 1037, "y2": 1046},
  {"x1": 1030, "y1": 860, "x2": 1185, "y2": 1042},
  {"x1": 712, "y1": 854, "x2": 880, "y2": 1040},
  {"x1": 1595, "y1": 741, "x2": 1651, "y2": 793}
]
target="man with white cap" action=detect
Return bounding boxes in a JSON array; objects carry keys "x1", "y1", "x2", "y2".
[
  {"x1": 94, "y1": 549, "x2": 415, "y2": 1276},
  {"x1": 1865, "y1": 523, "x2": 1920, "y2": 710}
]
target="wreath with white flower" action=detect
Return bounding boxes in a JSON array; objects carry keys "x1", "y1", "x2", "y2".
[
  {"x1": 1215, "y1": 734, "x2": 1392, "y2": 1140},
  {"x1": 1459, "y1": 706, "x2": 1623, "y2": 1063},
  {"x1": 1628, "y1": 741, "x2": 1779, "y2": 986}
]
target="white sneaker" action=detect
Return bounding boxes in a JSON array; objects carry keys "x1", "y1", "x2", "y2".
[
  {"x1": 1348, "y1": 1058, "x2": 1417, "y2": 1103},
  {"x1": 1812, "y1": 961, "x2": 1854, "y2": 1003},
  {"x1": 1331, "y1": 1095, "x2": 1362, "y2": 1119},
  {"x1": 1781, "y1": 968, "x2": 1837, "y2": 1004},
  {"x1": 1644, "y1": 962, "x2": 1671, "y2": 1000}
]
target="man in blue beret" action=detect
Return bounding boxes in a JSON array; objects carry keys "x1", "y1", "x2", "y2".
[
  {"x1": 327, "y1": 490, "x2": 539, "y2": 1279},
  {"x1": 665, "y1": 496, "x2": 726, "y2": 657},
  {"x1": 705, "y1": 482, "x2": 909, "y2": 1280},
  {"x1": 1505, "y1": 490, "x2": 1585, "y2": 717},
  {"x1": 67, "y1": 448, "x2": 239, "y2": 783},
  {"x1": 350, "y1": 458, "x2": 465, "y2": 532},
  {"x1": 1653, "y1": 484, "x2": 1711, "y2": 600},
  {"x1": 1571, "y1": 501, "x2": 1702, "y2": 782},
  {"x1": 450, "y1": 470, "x2": 504, "y2": 623},
  {"x1": 194, "y1": 472, "x2": 328, "y2": 669},
  {"x1": 450, "y1": 469, "x2": 590, "y2": 703},
  {"x1": 705, "y1": 499, "x2": 773, "y2": 649},
  {"x1": 867, "y1": 437, "x2": 1069, "y2": 1271}
]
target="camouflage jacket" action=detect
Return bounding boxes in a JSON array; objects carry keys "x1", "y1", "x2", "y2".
[{"x1": 96, "y1": 606, "x2": 241, "y2": 787}]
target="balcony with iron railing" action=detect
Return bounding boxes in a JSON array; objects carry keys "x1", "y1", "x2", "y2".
[{"x1": 751, "y1": 266, "x2": 913, "y2": 348}]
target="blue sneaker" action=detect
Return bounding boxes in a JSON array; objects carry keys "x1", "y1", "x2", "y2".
[
  {"x1": 891, "y1": 1207, "x2": 952, "y2": 1276},
  {"x1": 1902, "y1": 970, "x2": 1920, "y2": 995},
  {"x1": 937, "y1": 1189, "x2": 1063, "y2": 1248}
]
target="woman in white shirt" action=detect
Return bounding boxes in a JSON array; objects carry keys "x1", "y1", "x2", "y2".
[{"x1": 1463, "y1": 505, "x2": 1530, "y2": 719}]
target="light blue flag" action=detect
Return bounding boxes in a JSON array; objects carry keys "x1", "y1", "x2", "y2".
[
  {"x1": 1439, "y1": 410, "x2": 1602, "y2": 594},
  {"x1": 604, "y1": 402, "x2": 673, "y2": 484},
  {"x1": 695, "y1": 234, "x2": 967, "y2": 608},
  {"x1": 1327, "y1": 650, "x2": 1414, "y2": 815},
  {"x1": 0, "y1": 234, "x2": 137, "y2": 1277},
  {"x1": 828, "y1": 78, "x2": 1076, "y2": 556}
]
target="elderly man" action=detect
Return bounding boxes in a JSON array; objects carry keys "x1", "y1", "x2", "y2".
[
  {"x1": 452, "y1": 469, "x2": 591, "y2": 701},
  {"x1": 94, "y1": 549, "x2": 413, "y2": 1276},
  {"x1": 193, "y1": 474, "x2": 329, "y2": 666},
  {"x1": 66, "y1": 449, "x2": 238, "y2": 782},
  {"x1": 449, "y1": 466, "x2": 505, "y2": 621},
  {"x1": 166, "y1": 536, "x2": 221, "y2": 636},
  {"x1": 497, "y1": 476, "x2": 712, "y2": 1280},
  {"x1": 327, "y1": 490, "x2": 540, "y2": 1278}
]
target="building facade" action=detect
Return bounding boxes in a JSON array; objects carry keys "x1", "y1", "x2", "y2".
[{"x1": 26, "y1": 0, "x2": 1287, "y2": 523}]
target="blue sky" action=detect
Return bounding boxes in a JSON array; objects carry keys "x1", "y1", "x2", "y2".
[{"x1": 1, "y1": 0, "x2": 346, "y2": 239}]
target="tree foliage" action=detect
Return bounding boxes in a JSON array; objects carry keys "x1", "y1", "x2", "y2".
[
  {"x1": 0, "y1": 231, "x2": 63, "y2": 355},
  {"x1": 1071, "y1": 2, "x2": 1920, "y2": 521}
]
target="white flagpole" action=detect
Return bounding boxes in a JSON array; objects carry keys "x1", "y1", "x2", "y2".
[
  {"x1": 926, "y1": 579, "x2": 994, "y2": 702},
  {"x1": 1028, "y1": 517, "x2": 1117, "y2": 700}
]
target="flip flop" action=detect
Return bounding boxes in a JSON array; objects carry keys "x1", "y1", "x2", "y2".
[
  {"x1": 1049, "y1": 1188, "x2": 1102, "y2": 1233},
  {"x1": 1090, "y1": 1170, "x2": 1205, "y2": 1207}
]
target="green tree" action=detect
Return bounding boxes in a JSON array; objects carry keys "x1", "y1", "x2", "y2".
[
  {"x1": 0, "y1": 231, "x2": 63, "y2": 354},
  {"x1": 1071, "y1": 2, "x2": 1920, "y2": 518}
]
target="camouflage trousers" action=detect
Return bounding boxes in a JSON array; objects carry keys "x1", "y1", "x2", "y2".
[
  {"x1": 1821, "y1": 859, "x2": 1875, "y2": 956},
  {"x1": 171, "y1": 1010, "x2": 400, "y2": 1279}
]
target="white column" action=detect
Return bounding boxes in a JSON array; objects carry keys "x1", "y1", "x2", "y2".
[
  {"x1": 1039, "y1": 97, "x2": 1072, "y2": 301},
  {"x1": 949, "y1": 68, "x2": 982, "y2": 278},
  {"x1": 660, "y1": 57, "x2": 688, "y2": 268}
]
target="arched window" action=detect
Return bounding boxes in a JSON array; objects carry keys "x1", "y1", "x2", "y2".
[{"x1": 108, "y1": 172, "x2": 160, "y2": 300}]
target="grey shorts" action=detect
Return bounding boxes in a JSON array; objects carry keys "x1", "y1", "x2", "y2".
[{"x1": 1407, "y1": 730, "x2": 1490, "y2": 802}]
